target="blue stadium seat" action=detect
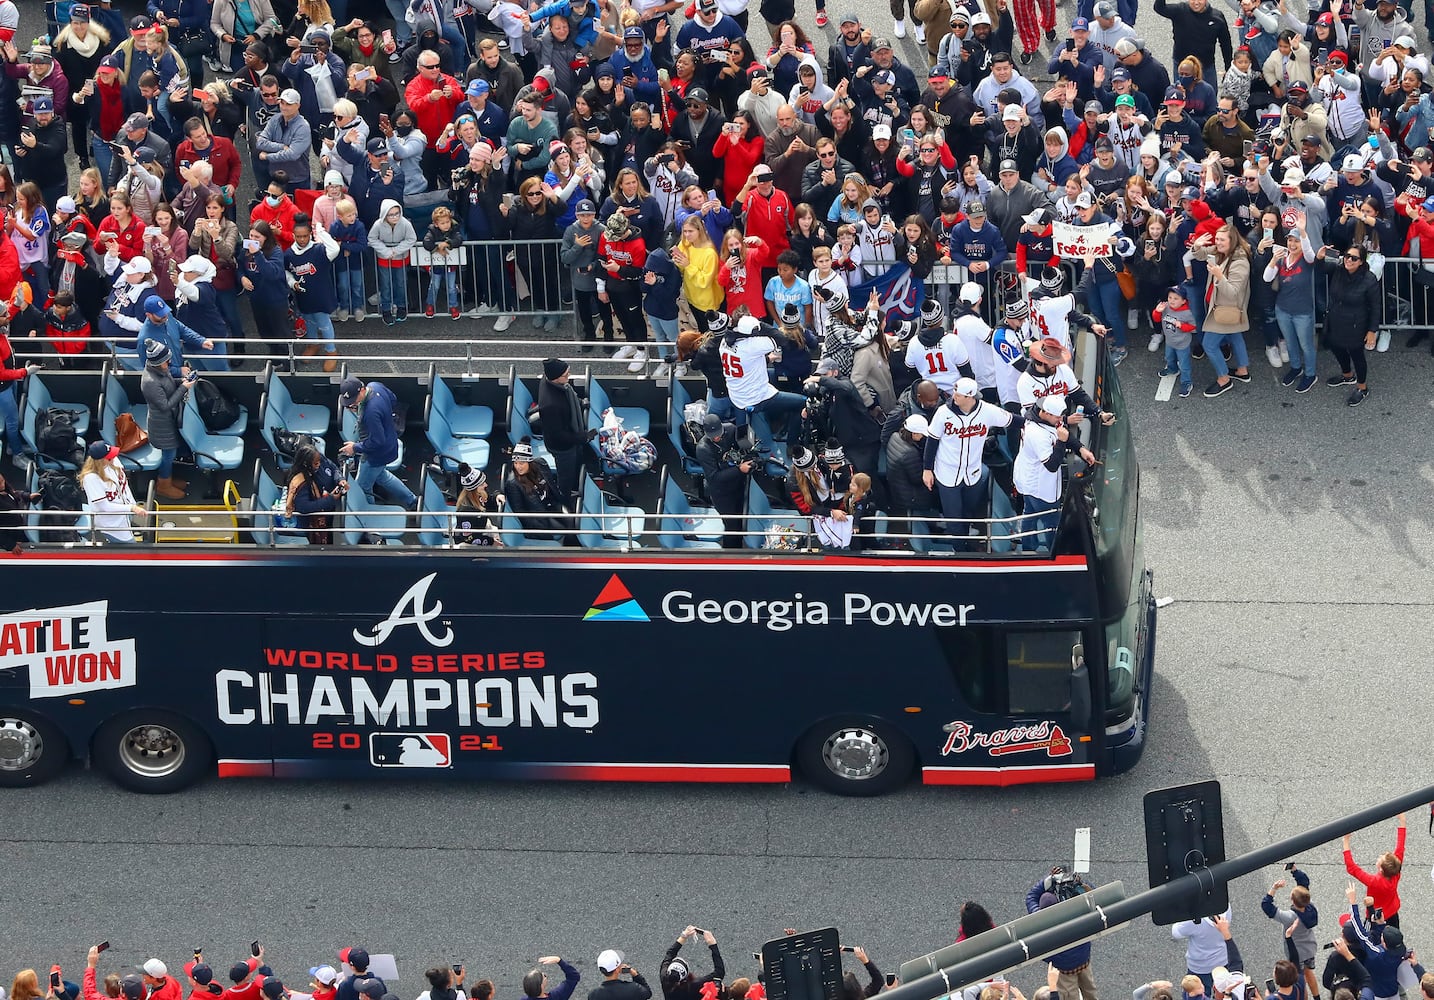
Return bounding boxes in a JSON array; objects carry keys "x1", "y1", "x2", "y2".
[
  {"x1": 587, "y1": 375, "x2": 650, "y2": 438},
  {"x1": 341, "y1": 405, "x2": 404, "y2": 472},
  {"x1": 743, "y1": 478, "x2": 807, "y2": 550},
  {"x1": 343, "y1": 479, "x2": 407, "y2": 544},
  {"x1": 180, "y1": 389, "x2": 245, "y2": 472},
  {"x1": 427, "y1": 366, "x2": 494, "y2": 439},
  {"x1": 667, "y1": 378, "x2": 704, "y2": 479},
  {"x1": 577, "y1": 470, "x2": 645, "y2": 549},
  {"x1": 23, "y1": 374, "x2": 91, "y2": 436},
  {"x1": 264, "y1": 366, "x2": 330, "y2": 435},
  {"x1": 656, "y1": 468, "x2": 722, "y2": 550},
  {"x1": 910, "y1": 518, "x2": 956, "y2": 554},
  {"x1": 249, "y1": 460, "x2": 307, "y2": 546},
  {"x1": 426, "y1": 406, "x2": 490, "y2": 473},
  {"x1": 100, "y1": 373, "x2": 161, "y2": 473},
  {"x1": 417, "y1": 467, "x2": 453, "y2": 546},
  {"x1": 506, "y1": 367, "x2": 554, "y2": 464},
  {"x1": 21, "y1": 380, "x2": 86, "y2": 471}
]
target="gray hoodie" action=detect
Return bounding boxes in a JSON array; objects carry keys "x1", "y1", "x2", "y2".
[{"x1": 368, "y1": 199, "x2": 418, "y2": 260}]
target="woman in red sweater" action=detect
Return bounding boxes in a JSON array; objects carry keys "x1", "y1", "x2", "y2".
[
  {"x1": 1344, "y1": 812, "x2": 1406, "y2": 924},
  {"x1": 96, "y1": 193, "x2": 146, "y2": 263},
  {"x1": 716, "y1": 230, "x2": 771, "y2": 320},
  {"x1": 711, "y1": 111, "x2": 764, "y2": 202}
]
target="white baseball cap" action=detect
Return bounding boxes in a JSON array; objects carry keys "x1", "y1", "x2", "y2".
[
  {"x1": 903, "y1": 413, "x2": 929, "y2": 434},
  {"x1": 734, "y1": 316, "x2": 761, "y2": 335},
  {"x1": 958, "y1": 281, "x2": 982, "y2": 304},
  {"x1": 954, "y1": 377, "x2": 981, "y2": 397},
  {"x1": 872, "y1": 123, "x2": 892, "y2": 140},
  {"x1": 309, "y1": 968, "x2": 339, "y2": 987},
  {"x1": 1040, "y1": 395, "x2": 1066, "y2": 416},
  {"x1": 1341, "y1": 153, "x2": 1365, "y2": 172},
  {"x1": 597, "y1": 951, "x2": 624, "y2": 974},
  {"x1": 122, "y1": 256, "x2": 153, "y2": 276},
  {"x1": 142, "y1": 961, "x2": 168, "y2": 979},
  {"x1": 1002, "y1": 105, "x2": 1022, "y2": 122}
]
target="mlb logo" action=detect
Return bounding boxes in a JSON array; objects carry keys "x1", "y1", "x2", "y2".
[{"x1": 369, "y1": 732, "x2": 452, "y2": 768}]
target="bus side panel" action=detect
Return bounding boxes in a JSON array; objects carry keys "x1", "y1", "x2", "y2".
[{"x1": 0, "y1": 554, "x2": 1098, "y2": 784}]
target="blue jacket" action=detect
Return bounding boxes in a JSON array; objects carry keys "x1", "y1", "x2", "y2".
[
  {"x1": 280, "y1": 51, "x2": 348, "y2": 129},
  {"x1": 135, "y1": 316, "x2": 208, "y2": 377},
  {"x1": 608, "y1": 45, "x2": 662, "y2": 105},
  {"x1": 529, "y1": 0, "x2": 601, "y2": 48},
  {"x1": 330, "y1": 218, "x2": 369, "y2": 275},
  {"x1": 286, "y1": 237, "x2": 340, "y2": 314},
  {"x1": 147, "y1": 0, "x2": 208, "y2": 30},
  {"x1": 241, "y1": 246, "x2": 289, "y2": 307},
  {"x1": 353, "y1": 381, "x2": 403, "y2": 466},
  {"x1": 641, "y1": 248, "x2": 682, "y2": 321},
  {"x1": 1349, "y1": 908, "x2": 1425, "y2": 999},
  {"x1": 337, "y1": 139, "x2": 406, "y2": 224},
  {"x1": 175, "y1": 280, "x2": 230, "y2": 342},
  {"x1": 948, "y1": 220, "x2": 1008, "y2": 268},
  {"x1": 1026, "y1": 881, "x2": 1092, "y2": 972}
]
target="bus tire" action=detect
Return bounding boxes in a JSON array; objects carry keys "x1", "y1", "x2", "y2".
[
  {"x1": 92, "y1": 712, "x2": 213, "y2": 794},
  {"x1": 0, "y1": 711, "x2": 70, "y2": 787},
  {"x1": 796, "y1": 719, "x2": 914, "y2": 796}
]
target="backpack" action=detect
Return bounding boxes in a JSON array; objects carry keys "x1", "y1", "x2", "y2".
[
  {"x1": 37, "y1": 470, "x2": 83, "y2": 543},
  {"x1": 35, "y1": 407, "x2": 80, "y2": 463},
  {"x1": 193, "y1": 378, "x2": 242, "y2": 433},
  {"x1": 270, "y1": 427, "x2": 322, "y2": 462}
]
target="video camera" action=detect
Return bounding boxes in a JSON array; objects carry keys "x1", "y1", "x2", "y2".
[
  {"x1": 1042, "y1": 865, "x2": 1091, "y2": 902},
  {"x1": 721, "y1": 426, "x2": 766, "y2": 472}
]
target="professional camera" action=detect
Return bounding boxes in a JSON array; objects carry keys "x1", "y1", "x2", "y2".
[
  {"x1": 722, "y1": 426, "x2": 763, "y2": 471},
  {"x1": 798, "y1": 385, "x2": 830, "y2": 449},
  {"x1": 1042, "y1": 865, "x2": 1091, "y2": 902}
]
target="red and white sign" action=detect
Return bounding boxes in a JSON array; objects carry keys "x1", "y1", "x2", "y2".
[
  {"x1": 0, "y1": 600, "x2": 137, "y2": 699},
  {"x1": 1052, "y1": 221, "x2": 1117, "y2": 259},
  {"x1": 940, "y1": 720, "x2": 1074, "y2": 758}
]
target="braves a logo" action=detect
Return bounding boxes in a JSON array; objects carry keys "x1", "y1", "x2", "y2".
[{"x1": 353, "y1": 573, "x2": 455, "y2": 648}]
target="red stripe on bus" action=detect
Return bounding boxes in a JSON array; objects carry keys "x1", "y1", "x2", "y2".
[
  {"x1": 218, "y1": 760, "x2": 275, "y2": 777},
  {"x1": 921, "y1": 764, "x2": 1096, "y2": 787},
  {"x1": 554, "y1": 763, "x2": 792, "y2": 783}
]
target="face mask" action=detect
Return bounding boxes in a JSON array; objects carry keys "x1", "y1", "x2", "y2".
[
  {"x1": 265, "y1": 194, "x2": 281, "y2": 207},
  {"x1": 1178, "y1": 75, "x2": 1194, "y2": 87},
  {"x1": 395, "y1": 124, "x2": 414, "y2": 136}
]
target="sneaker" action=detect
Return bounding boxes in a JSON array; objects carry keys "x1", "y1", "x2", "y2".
[
  {"x1": 1278, "y1": 341, "x2": 1290, "y2": 363},
  {"x1": 531, "y1": 314, "x2": 544, "y2": 329},
  {"x1": 627, "y1": 348, "x2": 649, "y2": 373},
  {"x1": 1157, "y1": 367, "x2": 1176, "y2": 377},
  {"x1": 815, "y1": 8, "x2": 828, "y2": 25},
  {"x1": 1109, "y1": 346, "x2": 1128, "y2": 366},
  {"x1": 1227, "y1": 370, "x2": 1251, "y2": 383},
  {"x1": 335, "y1": 309, "x2": 350, "y2": 323},
  {"x1": 1280, "y1": 369, "x2": 1300, "y2": 387},
  {"x1": 1045, "y1": 27, "x2": 1057, "y2": 40},
  {"x1": 1347, "y1": 386, "x2": 1368, "y2": 407},
  {"x1": 653, "y1": 362, "x2": 671, "y2": 378},
  {"x1": 493, "y1": 314, "x2": 516, "y2": 332},
  {"x1": 1191, "y1": 346, "x2": 1207, "y2": 361},
  {"x1": 1020, "y1": 49, "x2": 1033, "y2": 64},
  {"x1": 368, "y1": 293, "x2": 380, "y2": 306},
  {"x1": 1295, "y1": 373, "x2": 1317, "y2": 393},
  {"x1": 1179, "y1": 383, "x2": 1192, "y2": 398},
  {"x1": 425, "y1": 305, "x2": 435, "y2": 318},
  {"x1": 1264, "y1": 345, "x2": 1282, "y2": 368},
  {"x1": 469, "y1": 302, "x2": 497, "y2": 317},
  {"x1": 353, "y1": 309, "x2": 365, "y2": 323},
  {"x1": 613, "y1": 344, "x2": 637, "y2": 360},
  {"x1": 395, "y1": 308, "x2": 408, "y2": 323},
  {"x1": 1203, "y1": 379, "x2": 1233, "y2": 397},
  {"x1": 543, "y1": 315, "x2": 561, "y2": 332},
  {"x1": 894, "y1": 17, "x2": 907, "y2": 37},
  {"x1": 381, "y1": 310, "x2": 394, "y2": 326},
  {"x1": 673, "y1": 362, "x2": 689, "y2": 377},
  {"x1": 1147, "y1": 332, "x2": 1163, "y2": 352},
  {"x1": 914, "y1": 22, "x2": 926, "y2": 44},
  {"x1": 1129, "y1": 308, "x2": 1142, "y2": 331},
  {"x1": 1326, "y1": 372, "x2": 1356, "y2": 386},
  {"x1": 450, "y1": 307, "x2": 461, "y2": 320},
  {"x1": 1376, "y1": 330, "x2": 1391, "y2": 352}
]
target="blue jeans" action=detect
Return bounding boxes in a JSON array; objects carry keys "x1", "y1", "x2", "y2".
[
  {"x1": 745, "y1": 390, "x2": 806, "y2": 460},
  {"x1": 384, "y1": 0, "x2": 414, "y2": 42},
  {"x1": 426, "y1": 267, "x2": 458, "y2": 308},
  {"x1": 1163, "y1": 344, "x2": 1192, "y2": 390},
  {"x1": 301, "y1": 311, "x2": 337, "y2": 354},
  {"x1": 440, "y1": 21, "x2": 468, "y2": 63},
  {"x1": 377, "y1": 265, "x2": 407, "y2": 313},
  {"x1": 0, "y1": 383, "x2": 20, "y2": 454},
  {"x1": 1020, "y1": 495, "x2": 1059, "y2": 552},
  {"x1": 647, "y1": 314, "x2": 679, "y2": 358},
  {"x1": 1275, "y1": 306, "x2": 1317, "y2": 375},
  {"x1": 706, "y1": 393, "x2": 736, "y2": 422},
  {"x1": 937, "y1": 471, "x2": 990, "y2": 551},
  {"x1": 1202, "y1": 330, "x2": 1249, "y2": 379},
  {"x1": 158, "y1": 447, "x2": 176, "y2": 478},
  {"x1": 90, "y1": 135, "x2": 113, "y2": 191},
  {"x1": 357, "y1": 458, "x2": 416, "y2": 508},
  {"x1": 336, "y1": 267, "x2": 365, "y2": 315},
  {"x1": 1090, "y1": 278, "x2": 1127, "y2": 347},
  {"x1": 215, "y1": 286, "x2": 243, "y2": 341}
]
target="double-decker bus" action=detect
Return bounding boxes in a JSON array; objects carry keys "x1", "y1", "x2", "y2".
[{"x1": 0, "y1": 331, "x2": 1154, "y2": 795}]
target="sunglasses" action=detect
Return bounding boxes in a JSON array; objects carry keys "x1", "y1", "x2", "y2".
[{"x1": 1344, "y1": 253, "x2": 1362, "y2": 261}]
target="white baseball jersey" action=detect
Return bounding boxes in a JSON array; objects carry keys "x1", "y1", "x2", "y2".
[
  {"x1": 905, "y1": 332, "x2": 972, "y2": 393},
  {"x1": 1029, "y1": 293, "x2": 1076, "y2": 351},
  {"x1": 720, "y1": 335, "x2": 778, "y2": 408},
  {"x1": 808, "y1": 268, "x2": 847, "y2": 343},
  {"x1": 1017, "y1": 362, "x2": 1080, "y2": 408},
  {"x1": 1014, "y1": 418, "x2": 1064, "y2": 502},
  {"x1": 925, "y1": 400, "x2": 1015, "y2": 488},
  {"x1": 954, "y1": 312, "x2": 997, "y2": 390},
  {"x1": 857, "y1": 219, "x2": 897, "y2": 279}
]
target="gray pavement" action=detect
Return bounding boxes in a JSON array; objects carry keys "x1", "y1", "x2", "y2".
[{"x1": 9, "y1": 1, "x2": 1434, "y2": 999}]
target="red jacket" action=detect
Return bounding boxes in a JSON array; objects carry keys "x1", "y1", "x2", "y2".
[
  {"x1": 597, "y1": 231, "x2": 647, "y2": 283},
  {"x1": 0, "y1": 330, "x2": 25, "y2": 381},
  {"x1": 97, "y1": 213, "x2": 146, "y2": 262},
  {"x1": 404, "y1": 73, "x2": 464, "y2": 150},
  {"x1": 741, "y1": 187, "x2": 792, "y2": 255},
  {"x1": 175, "y1": 135, "x2": 243, "y2": 191},
  {"x1": 717, "y1": 242, "x2": 771, "y2": 318},
  {"x1": 1345, "y1": 825, "x2": 1405, "y2": 917},
  {"x1": 0, "y1": 236, "x2": 18, "y2": 301},
  {"x1": 712, "y1": 131, "x2": 764, "y2": 201},
  {"x1": 250, "y1": 197, "x2": 300, "y2": 249}
]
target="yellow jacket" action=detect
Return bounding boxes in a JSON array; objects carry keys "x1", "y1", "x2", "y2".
[{"x1": 677, "y1": 241, "x2": 723, "y2": 312}]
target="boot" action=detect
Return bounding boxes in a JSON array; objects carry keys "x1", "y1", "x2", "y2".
[
  {"x1": 170, "y1": 476, "x2": 189, "y2": 490},
  {"x1": 156, "y1": 477, "x2": 186, "y2": 500}
]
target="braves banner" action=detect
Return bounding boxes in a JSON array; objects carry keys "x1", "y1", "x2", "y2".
[
  {"x1": 1052, "y1": 221, "x2": 1119, "y2": 259},
  {"x1": 848, "y1": 263, "x2": 924, "y2": 323}
]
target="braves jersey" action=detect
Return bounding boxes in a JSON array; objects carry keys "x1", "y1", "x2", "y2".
[
  {"x1": 954, "y1": 311, "x2": 998, "y2": 390},
  {"x1": 808, "y1": 268, "x2": 847, "y2": 342},
  {"x1": 1013, "y1": 418, "x2": 1064, "y2": 502},
  {"x1": 857, "y1": 218, "x2": 897, "y2": 279},
  {"x1": 1029, "y1": 292, "x2": 1076, "y2": 351},
  {"x1": 720, "y1": 335, "x2": 778, "y2": 408},
  {"x1": 1106, "y1": 117, "x2": 1148, "y2": 173},
  {"x1": 926, "y1": 400, "x2": 1015, "y2": 487},
  {"x1": 905, "y1": 332, "x2": 972, "y2": 393},
  {"x1": 1017, "y1": 362, "x2": 1080, "y2": 408}
]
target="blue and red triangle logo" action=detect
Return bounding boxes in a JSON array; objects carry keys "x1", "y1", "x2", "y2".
[{"x1": 583, "y1": 574, "x2": 650, "y2": 622}]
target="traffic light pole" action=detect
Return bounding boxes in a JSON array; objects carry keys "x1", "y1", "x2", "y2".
[{"x1": 889, "y1": 784, "x2": 1434, "y2": 1000}]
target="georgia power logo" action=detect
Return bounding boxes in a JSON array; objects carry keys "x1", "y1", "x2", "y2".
[
  {"x1": 0, "y1": 601, "x2": 138, "y2": 698},
  {"x1": 583, "y1": 575, "x2": 650, "y2": 622}
]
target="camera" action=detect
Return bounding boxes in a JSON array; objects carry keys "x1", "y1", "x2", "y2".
[
  {"x1": 722, "y1": 426, "x2": 763, "y2": 471},
  {"x1": 1042, "y1": 865, "x2": 1090, "y2": 901}
]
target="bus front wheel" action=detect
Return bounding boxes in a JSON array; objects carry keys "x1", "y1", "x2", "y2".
[
  {"x1": 93, "y1": 712, "x2": 212, "y2": 793},
  {"x1": 0, "y1": 712, "x2": 69, "y2": 787},
  {"x1": 796, "y1": 719, "x2": 914, "y2": 796}
]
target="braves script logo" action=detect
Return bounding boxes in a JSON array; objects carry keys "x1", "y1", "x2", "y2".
[
  {"x1": 353, "y1": 574, "x2": 455, "y2": 648},
  {"x1": 940, "y1": 720, "x2": 1074, "y2": 758}
]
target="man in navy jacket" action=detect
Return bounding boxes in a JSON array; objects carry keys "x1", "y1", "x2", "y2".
[{"x1": 339, "y1": 377, "x2": 417, "y2": 510}]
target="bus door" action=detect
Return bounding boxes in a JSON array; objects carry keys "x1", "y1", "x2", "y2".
[{"x1": 922, "y1": 624, "x2": 1100, "y2": 787}]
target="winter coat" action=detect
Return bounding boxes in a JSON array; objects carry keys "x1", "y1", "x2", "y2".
[
  {"x1": 1317, "y1": 257, "x2": 1382, "y2": 350},
  {"x1": 1190, "y1": 246, "x2": 1251, "y2": 333},
  {"x1": 141, "y1": 364, "x2": 187, "y2": 451}
]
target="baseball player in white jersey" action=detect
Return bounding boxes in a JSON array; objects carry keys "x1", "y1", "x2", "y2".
[
  {"x1": 905, "y1": 299, "x2": 974, "y2": 394},
  {"x1": 1014, "y1": 394, "x2": 1096, "y2": 551},
  {"x1": 921, "y1": 377, "x2": 1021, "y2": 550}
]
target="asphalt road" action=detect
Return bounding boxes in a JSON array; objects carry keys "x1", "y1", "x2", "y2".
[{"x1": 8, "y1": 0, "x2": 1434, "y2": 997}]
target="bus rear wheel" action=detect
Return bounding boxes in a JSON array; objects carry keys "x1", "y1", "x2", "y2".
[
  {"x1": 0, "y1": 712, "x2": 69, "y2": 787},
  {"x1": 93, "y1": 712, "x2": 212, "y2": 794},
  {"x1": 796, "y1": 719, "x2": 914, "y2": 796}
]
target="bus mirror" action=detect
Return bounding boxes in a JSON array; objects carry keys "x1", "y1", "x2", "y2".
[
  {"x1": 1071, "y1": 643, "x2": 1084, "y2": 672},
  {"x1": 1069, "y1": 648, "x2": 1091, "y2": 733}
]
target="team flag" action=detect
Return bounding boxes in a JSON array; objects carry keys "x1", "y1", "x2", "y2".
[{"x1": 848, "y1": 263, "x2": 924, "y2": 322}]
